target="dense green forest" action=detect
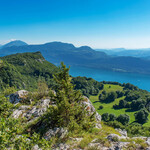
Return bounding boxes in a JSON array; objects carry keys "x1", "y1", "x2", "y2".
[{"x1": 0, "y1": 52, "x2": 58, "y2": 90}]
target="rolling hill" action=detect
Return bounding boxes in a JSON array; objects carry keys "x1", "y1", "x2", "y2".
[{"x1": 0, "y1": 52, "x2": 58, "y2": 90}]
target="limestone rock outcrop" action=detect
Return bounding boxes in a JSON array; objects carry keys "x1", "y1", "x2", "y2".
[
  {"x1": 9, "y1": 90, "x2": 28, "y2": 104},
  {"x1": 43, "y1": 128, "x2": 68, "y2": 141},
  {"x1": 12, "y1": 99, "x2": 51, "y2": 120},
  {"x1": 82, "y1": 96, "x2": 101, "y2": 128}
]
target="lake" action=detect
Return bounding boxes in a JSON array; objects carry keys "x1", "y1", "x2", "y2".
[{"x1": 69, "y1": 66, "x2": 150, "y2": 91}]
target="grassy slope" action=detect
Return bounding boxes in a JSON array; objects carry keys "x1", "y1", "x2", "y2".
[{"x1": 90, "y1": 84, "x2": 150, "y2": 126}]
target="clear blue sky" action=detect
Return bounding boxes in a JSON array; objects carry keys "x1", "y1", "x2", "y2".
[{"x1": 1, "y1": 0, "x2": 150, "y2": 48}]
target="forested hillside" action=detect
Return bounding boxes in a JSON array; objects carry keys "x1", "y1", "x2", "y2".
[{"x1": 0, "y1": 52, "x2": 58, "y2": 90}]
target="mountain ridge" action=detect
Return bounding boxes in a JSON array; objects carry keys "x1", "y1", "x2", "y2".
[
  {"x1": 2, "y1": 40, "x2": 28, "y2": 48},
  {"x1": 96, "y1": 48, "x2": 150, "y2": 58},
  {"x1": 1, "y1": 41, "x2": 150, "y2": 74},
  {"x1": 0, "y1": 51, "x2": 58, "y2": 90}
]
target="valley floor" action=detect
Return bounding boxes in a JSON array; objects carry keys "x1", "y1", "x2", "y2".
[{"x1": 90, "y1": 84, "x2": 150, "y2": 126}]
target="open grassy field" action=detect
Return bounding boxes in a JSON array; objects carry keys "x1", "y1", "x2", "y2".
[{"x1": 90, "y1": 84, "x2": 150, "y2": 126}]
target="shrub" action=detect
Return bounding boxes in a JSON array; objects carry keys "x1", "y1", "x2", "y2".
[
  {"x1": 102, "y1": 113, "x2": 109, "y2": 122},
  {"x1": 111, "y1": 136, "x2": 119, "y2": 142},
  {"x1": 109, "y1": 114, "x2": 116, "y2": 121},
  {"x1": 98, "y1": 105, "x2": 103, "y2": 110},
  {"x1": 117, "y1": 114, "x2": 130, "y2": 125},
  {"x1": 134, "y1": 109, "x2": 149, "y2": 124},
  {"x1": 45, "y1": 62, "x2": 96, "y2": 131},
  {"x1": 99, "y1": 91, "x2": 117, "y2": 103},
  {"x1": 79, "y1": 136, "x2": 93, "y2": 149},
  {"x1": 130, "y1": 99, "x2": 146, "y2": 110}
]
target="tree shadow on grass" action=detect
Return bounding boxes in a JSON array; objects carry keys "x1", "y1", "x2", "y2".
[
  {"x1": 113, "y1": 107, "x2": 122, "y2": 110},
  {"x1": 129, "y1": 121, "x2": 144, "y2": 126},
  {"x1": 93, "y1": 101, "x2": 100, "y2": 103},
  {"x1": 99, "y1": 99, "x2": 115, "y2": 104},
  {"x1": 125, "y1": 108, "x2": 135, "y2": 112}
]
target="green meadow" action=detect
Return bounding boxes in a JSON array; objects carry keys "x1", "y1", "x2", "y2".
[{"x1": 90, "y1": 84, "x2": 150, "y2": 126}]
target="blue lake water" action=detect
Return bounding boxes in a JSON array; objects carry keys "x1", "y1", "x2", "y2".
[{"x1": 69, "y1": 66, "x2": 150, "y2": 92}]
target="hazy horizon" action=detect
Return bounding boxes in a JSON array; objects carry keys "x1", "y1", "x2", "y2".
[{"x1": 1, "y1": 39, "x2": 150, "y2": 50}]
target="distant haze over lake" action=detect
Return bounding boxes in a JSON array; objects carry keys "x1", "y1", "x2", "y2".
[{"x1": 69, "y1": 66, "x2": 150, "y2": 92}]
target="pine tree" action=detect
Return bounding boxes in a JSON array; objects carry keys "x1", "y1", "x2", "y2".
[
  {"x1": 37, "y1": 77, "x2": 48, "y2": 98},
  {"x1": 49, "y1": 62, "x2": 95, "y2": 131}
]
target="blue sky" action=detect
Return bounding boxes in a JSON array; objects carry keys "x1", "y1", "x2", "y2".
[{"x1": 0, "y1": 0, "x2": 150, "y2": 48}]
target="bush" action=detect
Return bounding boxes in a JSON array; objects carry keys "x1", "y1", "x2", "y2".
[
  {"x1": 102, "y1": 113, "x2": 109, "y2": 122},
  {"x1": 98, "y1": 105, "x2": 103, "y2": 110},
  {"x1": 79, "y1": 136, "x2": 93, "y2": 149},
  {"x1": 72, "y1": 76, "x2": 104, "y2": 96},
  {"x1": 116, "y1": 91, "x2": 124, "y2": 98},
  {"x1": 113, "y1": 100, "x2": 130, "y2": 109},
  {"x1": 111, "y1": 136, "x2": 119, "y2": 142},
  {"x1": 105, "y1": 120, "x2": 124, "y2": 129},
  {"x1": 134, "y1": 109, "x2": 149, "y2": 124},
  {"x1": 99, "y1": 91, "x2": 117, "y2": 103},
  {"x1": 109, "y1": 114, "x2": 116, "y2": 121},
  {"x1": 117, "y1": 114, "x2": 130, "y2": 125},
  {"x1": 0, "y1": 95, "x2": 14, "y2": 117},
  {"x1": 106, "y1": 92, "x2": 117, "y2": 102},
  {"x1": 130, "y1": 99, "x2": 146, "y2": 110},
  {"x1": 37, "y1": 78, "x2": 49, "y2": 98}
]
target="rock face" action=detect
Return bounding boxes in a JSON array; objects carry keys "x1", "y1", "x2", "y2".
[
  {"x1": 82, "y1": 96, "x2": 101, "y2": 128},
  {"x1": 9, "y1": 90, "x2": 28, "y2": 104},
  {"x1": 10, "y1": 92, "x2": 101, "y2": 127},
  {"x1": 115, "y1": 128, "x2": 128, "y2": 139},
  {"x1": 12, "y1": 99, "x2": 51, "y2": 120},
  {"x1": 32, "y1": 145, "x2": 42, "y2": 150},
  {"x1": 43, "y1": 128, "x2": 68, "y2": 141},
  {"x1": 88, "y1": 143, "x2": 102, "y2": 149},
  {"x1": 88, "y1": 138, "x2": 130, "y2": 150},
  {"x1": 147, "y1": 137, "x2": 150, "y2": 146},
  {"x1": 12, "y1": 105, "x2": 30, "y2": 119},
  {"x1": 53, "y1": 143, "x2": 70, "y2": 150},
  {"x1": 107, "y1": 131, "x2": 128, "y2": 142},
  {"x1": 110, "y1": 142, "x2": 130, "y2": 150}
]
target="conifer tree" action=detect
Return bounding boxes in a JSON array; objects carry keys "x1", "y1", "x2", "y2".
[
  {"x1": 49, "y1": 62, "x2": 95, "y2": 131},
  {"x1": 37, "y1": 77, "x2": 48, "y2": 98}
]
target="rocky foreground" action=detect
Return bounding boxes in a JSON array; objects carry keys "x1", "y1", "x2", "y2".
[{"x1": 5, "y1": 90, "x2": 150, "y2": 150}]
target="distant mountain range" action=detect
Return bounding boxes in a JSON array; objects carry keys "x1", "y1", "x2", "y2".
[
  {"x1": 96, "y1": 48, "x2": 150, "y2": 58},
  {"x1": 1, "y1": 40, "x2": 150, "y2": 74}
]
